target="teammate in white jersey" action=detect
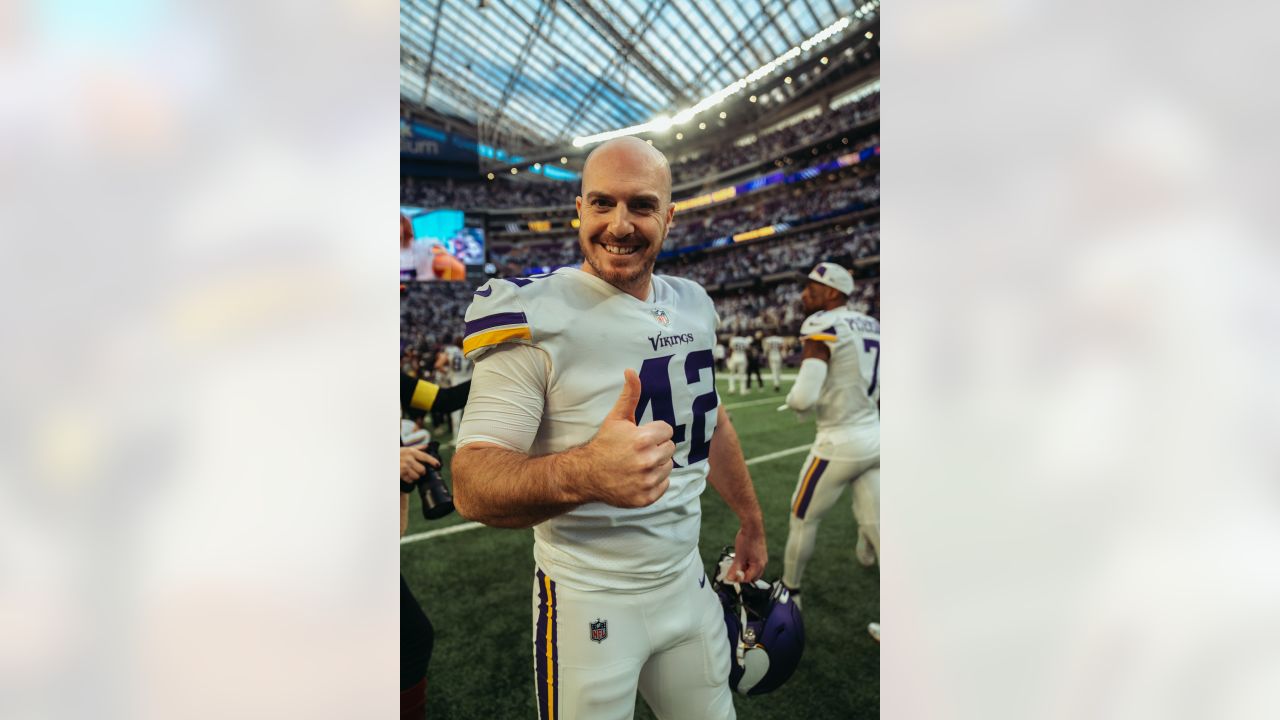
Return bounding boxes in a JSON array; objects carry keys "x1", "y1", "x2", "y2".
[
  {"x1": 452, "y1": 137, "x2": 766, "y2": 720},
  {"x1": 433, "y1": 345, "x2": 452, "y2": 388},
  {"x1": 443, "y1": 336, "x2": 473, "y2": 437},
  {"x1": 762, "y1": 335, "x2": 786, "y2": 391},
  {"x1": 778, "y1": 263, "x2": 880, "y2": 636},
  {"x1": 726, "y1": 335, "x2": 752, "y2": 395}
]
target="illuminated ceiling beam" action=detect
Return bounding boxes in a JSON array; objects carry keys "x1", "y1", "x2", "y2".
[
  {"x1": 561, "y1": 0, "x2": 690, "y2": 105},
  {"x1": 491, "y1": 0, "x2": 558, "y2": 130},
  {"x1": 418, "y1": 0, "x2": 446, "y2": 105}
]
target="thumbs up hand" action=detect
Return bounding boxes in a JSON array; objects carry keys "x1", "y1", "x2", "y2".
[{"x1": 577, "y1": 369, "x2": 677, "y2": 508}]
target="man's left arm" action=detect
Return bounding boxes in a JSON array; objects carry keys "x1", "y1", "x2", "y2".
[{"x1": 706, "y1": 404, "x2": 767, "y2": 582}]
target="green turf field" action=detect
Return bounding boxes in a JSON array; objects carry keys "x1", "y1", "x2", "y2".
[{"x1": 401, "y1": 377, "x2": 879, "y2": 718}]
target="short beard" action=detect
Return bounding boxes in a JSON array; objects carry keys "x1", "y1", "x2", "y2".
[
  {"x1": 581, "y1": 235, "x2": 658, "y2": 293},
  {"x1": 583, "y1": 250, "x2": 656, "y2": 292}
]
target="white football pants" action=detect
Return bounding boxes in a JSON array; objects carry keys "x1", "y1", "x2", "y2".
[
  {"x1": 726, "y1": 355, "x2": 747, "y2": 393},
  {"x1": 768, "y1": 358, "x2": 782, "y2": 389},
  {"x1": 782, "y1": 451, "x2": 880, "y2": 590},
  {"x1": 531, "y1": 556, "x2": 735, "y2": 720}
]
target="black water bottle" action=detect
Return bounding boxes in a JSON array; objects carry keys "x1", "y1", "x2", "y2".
[{"x1": 417, "y1": 440, "x2": 455, "y2": 520}]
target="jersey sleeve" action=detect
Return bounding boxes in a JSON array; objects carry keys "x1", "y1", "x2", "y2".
[
  {"x1": 800, "y1": 312, "x2": 839, "y2": 344},
  {"x1": 455, "y1": 343, "x2": 549, "y2": 454},
  {"x1": 462, "y1": 280, "x2": 535, "y2": 361}
]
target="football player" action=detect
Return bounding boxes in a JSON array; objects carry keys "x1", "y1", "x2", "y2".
[
  {"x1": 727, "y1": 334, "x2": 752, "y2": 395},
  {"x1": 452, "y1": 137, "x2": 766, "y2": 720},
  {"x1": 762, "y1": 334, "x2": 786, "y2": 391},
  {"x1": 778, "y1": 263, "x2": 880, "y2": 639}
]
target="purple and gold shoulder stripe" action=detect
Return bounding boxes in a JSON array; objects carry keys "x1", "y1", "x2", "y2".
[
  {"x1": 803, "y1": 326, "x2": 838, "y2": 343},
  {"x1": 462, "y1": 311, "x2": 532, "y2": 355}
]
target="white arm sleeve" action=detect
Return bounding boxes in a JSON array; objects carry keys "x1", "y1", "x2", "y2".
[
  {"x1": 784, "y1": 357, "x2": 828, "y2": 412},
  {"x1": 455, "y1": 343, "x2": 549, "y2": 453}
]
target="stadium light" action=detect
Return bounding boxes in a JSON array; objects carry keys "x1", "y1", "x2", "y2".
[
  {"x1": 511, "y1": 167, "x2": 518, "y2": 174},
  {"x1": 865, "y1": 31, "x2": 874, "y2": 39},
  {"x1": 749, "y1": 95, "x2": 757, "y2": 102},
  {"x1": 675, "y1": 132, "x2": 683, "y2": 140},
  {"x1": 570, "y1": 16, "x2": 852, "y2": 149},
  {"x1": 698, "y1": 122, "x2": 706, "y2": 130},
  {"x1": 534, "y1": 162, "x2": 542, "y2": 169},
  {"x1": 784, "y1": 76, "x2": 792, "y2": 84},
  {"x1": 560, "y1": 156, "x2": 568, "y2": 164},
  {"x1": 487, "y1": 172, "x2": 495, "y2": 180},
  {"x1": 821, "y1": 57, "x2": 829, "y2": 64},
  {"x1": 719, "y1": 111, "x2": 727, "y2": 119}
]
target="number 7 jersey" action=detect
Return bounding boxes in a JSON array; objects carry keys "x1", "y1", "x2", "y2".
[
  {"x1": 799, "y1": 307, "x2": 881, "y2": 460},
  {"x1": 462, "y1": 267, "x2": 722, "y2": 592}
]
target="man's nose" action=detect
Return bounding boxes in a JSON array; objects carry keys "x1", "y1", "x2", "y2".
[{"x1": 607, "y1": 205, "x2": 635, "y2": 237}]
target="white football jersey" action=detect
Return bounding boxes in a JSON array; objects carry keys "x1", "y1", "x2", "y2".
[
  {"x1": 729, "y1": 336, "x2": 752, "y2": 356},
  {"x1": 800, "y1": 308, "x2": 881, "y2": 460},
  {"x1": 763, "y1": 335, "x2": 786, "y2": 360},
  {"x1": 444, "y1": 345, "x2": 473, "y2": 382},
  {"x1": 461, "y1": 267, "x2": 721, "y2": 592}
]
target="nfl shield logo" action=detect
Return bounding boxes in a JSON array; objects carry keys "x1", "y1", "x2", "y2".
[
  {"x1": 652, "y1": 308, "x2": 670, "y2": 326},
  {"x1": 589, "y1": 619, "x2": 608, "y2": 643}
]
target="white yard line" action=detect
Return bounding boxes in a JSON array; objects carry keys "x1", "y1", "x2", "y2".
[
  {"x1": 400, "y1": 522, "x2": 485, "y2": 544},
  {"x1": 400, "y1": 443, "x2": 813, "y2": 545},
  {"x1": 740, "y1": 443, "x2": 813, "y2": 465},
  {"x1": 722, "y1": 396, "x2": 787, "y2": 410}
]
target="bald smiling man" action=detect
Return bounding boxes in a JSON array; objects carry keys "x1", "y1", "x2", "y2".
[{"x1": 451, "y1": 137, "x2": 766, "y2": 720}]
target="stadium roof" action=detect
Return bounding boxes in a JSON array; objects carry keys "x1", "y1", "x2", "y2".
[{"x1": 401, "y1": 0, "x2": 871, "y2": 148}]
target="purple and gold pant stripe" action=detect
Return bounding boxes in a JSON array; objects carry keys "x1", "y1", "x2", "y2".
[
  {"x1": 534, "y1": 569, "x2": 560, "y2": 720},
  {"x1": 792, "y1": 457, "x2": 830, "y2": 519}
]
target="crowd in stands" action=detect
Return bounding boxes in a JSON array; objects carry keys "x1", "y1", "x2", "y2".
[
  {"x1": 664, "y1": 170, "x2": 878, "y2": 250},
  {"x1": 711, "y1": 273, "x2": 879, "y2": 337},
  {"x1": 660, "y1": 221, "x2": 879, "y2": 288},
  {"x1": 399, "y1": 281, "x2": 475, "y2": 377},
  {"x1": 671, "y1": 91, "x2": 880, "y2": 186},
  {"x1": 488, "y1": 236, "x2": 579, "y2": 275},
  {"x1": 402, "y1": 176, "x2": 575, "y2": 211}
]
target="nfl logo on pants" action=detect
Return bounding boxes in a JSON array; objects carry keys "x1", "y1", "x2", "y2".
[{"x1": 589, "y1": 619, "x2": 608, "y2": 643}]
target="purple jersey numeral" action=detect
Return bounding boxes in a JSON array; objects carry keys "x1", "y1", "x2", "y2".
[
  {"x1": 862, "y1": 338, "x2": 880, "y2": 396},
  {"x1": 634, "y1": 350, "x2": 719, "y2": 467},
  {"x1": 684, "y1": 350, "x2": 717, "y2": 464}
]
